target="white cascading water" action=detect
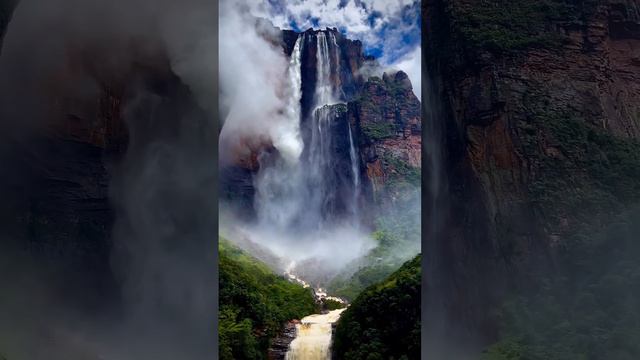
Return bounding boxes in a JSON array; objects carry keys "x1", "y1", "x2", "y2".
[
  {"x1": 305, "y1": 32, "x2": 336, "y2": 216},
  {"x1": 285, "y1": 309, "x2": 346, "y2": 360},
  {"x1": 306, "y1": 31, "x2": 360, "y2": 220},
  {"x1": 256, "y1": 30, "x2": 361, "y2": 235},
  {"x1": 348, "y1": 122, "x2": 360, "y2": 218},
  {"x1": 334, "y1": 31, "x2": 360, "y2": 218},
  {"x1": 330, "y1": 30, "x2": 344, "y2": 100},
  {"x1": 252, "y1": 31, "x2": 370, "y2": 264},
  {"x1": 315, "y1": 32, "x2": 335, "y2": 105},
  {"x1": 254, "y1": 34, "x2": 305, "y2": 231}
]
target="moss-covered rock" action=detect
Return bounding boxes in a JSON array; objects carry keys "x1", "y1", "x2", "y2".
[{"x1": 451, "y1": 0, "x2": 599, "y2": 55}]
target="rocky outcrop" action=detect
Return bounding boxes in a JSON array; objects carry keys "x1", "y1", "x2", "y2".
[
  {"x1": 267, "y1": 320, "x2": 299, "y2": 360},
  {"x1": 423, "y1": 0, "x2": 640, "y2": 350},
  {"x1": 348, "y1": 71, "x2": 422, "y2": 202}
]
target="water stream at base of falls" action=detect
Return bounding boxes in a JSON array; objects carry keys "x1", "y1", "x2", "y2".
[
  {"x1": 285, "y1": 309, "x2": 346, "y2": 360},
  {"x1": 283, "y1": 262, "x2": 347, "y2": 360}
]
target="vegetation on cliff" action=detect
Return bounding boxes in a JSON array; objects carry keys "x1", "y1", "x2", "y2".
[
  {"x1": 525, "y1": 111, "x2": 640, "y2": 220},
  {"x1": 328, "y1": 152, "x2": 420, "y2": 301},
  {"x1": 451, "y1": 0, "x2": 599, "y2": 54},
  {"x1": 382, "y1": 153, "x2": 421, "y2": 191},
  {"x1": 356, "y1": 72, "x2": 419, "y2": 144},
  {"x1": 321, "y1": 298, "x2": 346, "y2": 311},
  {"x1": 328, "y1": 198, "x2": 420, "y2": 301},
  {"x1": 333, "y1": 254, "x2": 421, "y2": 360},
  {"x1": 361, "y1": 122, "x2": 396, "y2": 141},
  {"x1": 218, "y1": 238, "x2": 317, "y2": 360},
  {"x1": 328, "y1": 251, "x2": 399, "y2": 301},
  {"x1": 484, "y1": 206, "x2": 640, "y2": 360},
  {"x1": 486, "y1": 102, "x2": 640, "y2": 359}
]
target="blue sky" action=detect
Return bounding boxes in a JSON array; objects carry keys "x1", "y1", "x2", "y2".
[
  {"x1": 248, "y1": 0, "x2": 422, "y2": 97},
  {"x1": 257, "y1": 0, "x2": 420, "y2": 63}
]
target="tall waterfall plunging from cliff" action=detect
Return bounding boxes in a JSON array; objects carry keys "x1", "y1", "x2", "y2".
[
  {"x1": 348, "y1": 122, "x2": 360, "y2": 218},
  {"x1": 248, "y1": 30, "x2": 372, "y2": 281},
  {"x1": 255, "y1": 30, "x2": 360, "y2": 230},
  {"x1": 314, "y1": 32, "x2": 335, "y2": 105},
  {"x1": 423, "y1": 71, "x2": 451, "y2": 358},
  {"x1": 304, "y1": 31, "x2": 360, "y2": 222},
  {"x1": 253, "y1": 33, "x2": 305, "y2": 231},
  {"x1": 285, "y1": 309, "x2": 346, "y2": 360}
]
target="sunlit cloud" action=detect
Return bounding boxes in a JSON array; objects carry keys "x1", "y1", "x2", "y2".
[{"x1": 242, "y1": 0, "x2": 422, "y2": 98}]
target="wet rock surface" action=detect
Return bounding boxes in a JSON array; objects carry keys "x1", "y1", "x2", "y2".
[{"x1": 268, "y1": 320, "x2": 299, "y2": 360}]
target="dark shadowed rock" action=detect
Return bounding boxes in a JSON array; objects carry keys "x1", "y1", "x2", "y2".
[{"x1": 267, "y1": 320, "x2": 299, "y2": 360}]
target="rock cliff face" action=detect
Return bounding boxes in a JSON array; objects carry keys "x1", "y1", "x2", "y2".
[
  {"x1": 424, "y1": 0, "x2": 640, "y2": 351},
  {"x1": 348, "y1": 72, "x2": 422, "y2": 201}
]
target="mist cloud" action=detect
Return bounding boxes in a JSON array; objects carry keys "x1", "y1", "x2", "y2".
[{"x1": 219, "y1": 0, "x2": 303, "y2": 164}]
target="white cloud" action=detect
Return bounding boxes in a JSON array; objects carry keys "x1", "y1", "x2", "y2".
[{"x1": 243, "y1": 0, "x2": 421, "y2": 90}]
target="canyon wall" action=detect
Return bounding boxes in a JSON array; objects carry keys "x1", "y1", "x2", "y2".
[{"x1": 424, "y1": 0, "x2": 640, "y2": 351}]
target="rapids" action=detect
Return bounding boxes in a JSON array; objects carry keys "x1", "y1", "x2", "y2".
[{"x1": 285, "y1": 309, "x2": 346, "y2": 360}]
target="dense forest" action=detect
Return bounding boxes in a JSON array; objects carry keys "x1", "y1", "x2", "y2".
[
  {"x1": 333, "y1": 254, "x2": 421, "y2": 360},
  {"x1": 218, "y1": 239, "x2": 318, "y2": 359}
]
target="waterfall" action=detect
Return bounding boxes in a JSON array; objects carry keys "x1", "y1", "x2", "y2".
[
  {"x1": 304, "y1": 31, "x2": 341, "y2": 224},
  {"x1": 333, "y1": 30, "x2": 359, "y2": 216},
  {"x1": 423, "y1": 70, "x2": 452, "y2": 357},
  {"x1": 254, "y1": 30, "x2": 359, "y2": 231},
  {"x1": 347, "y1": 122, "x2": 360, "y2": 217},
  {"x1": 307, "y1": 105, "x2": 332, "y2": 224},
  {"x1": 330, "y1": 31, "x2": 343, "y2": 99},
  {"x1": 248, "y1": 30, "x2": 372, "y2": 281},
  {"x1": 314, "y1": 31, "x2": 335, "y2": 105},
  {"x1": 281, "y1": 33, "x2": 305, "y2": 162},
  {"x1": 304, "y1": 30, "x2": 361, "y2": 221},
  {"x1": 254, "y1": 34, "x2": 305, "y2": 230},
  {"x1": 285, "y1": 309, "x2": 346, "y2": 360}
]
